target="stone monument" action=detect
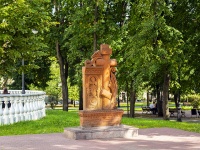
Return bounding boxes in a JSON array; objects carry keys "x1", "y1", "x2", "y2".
[
  {"x1": 64, "y1": 44, "x2": 138, "y2": 140},
  {"x1": 80, "y1": 44, "x2": 123, "y2": 127}
]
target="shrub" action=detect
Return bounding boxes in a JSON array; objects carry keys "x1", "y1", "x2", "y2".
[
  {"x1": 187, "y1": 94, "x2": 200, "y2": 108},
  {"x1": 48, "y1": 95, "x2": 58, "y2": 109}
]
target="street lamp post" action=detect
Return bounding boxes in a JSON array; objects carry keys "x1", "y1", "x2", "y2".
[
  {"x1": 22, "y1": 58, "x2": 25, "y2": 94},
  {"x1": 21, "y1": 29, "x2": 38, "y2": 94},
  {"x1": 177, "y1": 65, "x2": 182, "y2": 122}
]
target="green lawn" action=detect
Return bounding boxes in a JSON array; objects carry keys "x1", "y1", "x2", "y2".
[
  {"x1": 122, "y1": 117, "x2": 200, "y2": 133},
  {"x1": 0, "y1": 109, "x2": 200, "y2": 136},
  {"x1": 0, "y1": 110, "x2": 79, "y2": 136},
  {"x1": 52, "y1": 102, "x2": 192, "y2": 111},
  {"x1": 119, "y1": 102, "x2": 192, "y2": 111}
]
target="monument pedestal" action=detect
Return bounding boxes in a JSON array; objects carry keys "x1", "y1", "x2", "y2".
[
  {"x1": 64, "y1": 125, "x2": 138, "y2": 140},
  {"x1": 64, "y1": 109, "x2": 138, "y2": 140},
  {"x1": 79, "y1": 109, "x2": 124, "y2": 127}
]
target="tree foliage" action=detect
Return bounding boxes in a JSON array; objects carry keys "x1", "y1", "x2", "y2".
[
  {"x1": 0, "y1": 0, "x2": 52, "y2": 88},
  {"x1": 1, "y1": 0, "x2": 200, "y2": 118}
]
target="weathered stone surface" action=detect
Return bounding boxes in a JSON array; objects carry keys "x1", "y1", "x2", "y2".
[
  {"x1": 80, "y1": 44, "x2": 124, "y2": 129},
  {"x1": 79, "y1": 109, "x2": 124, "y2": 127},
  {"x1": 64, "y1": 44, "x2": 139, "y2": 140},
  {"x1": 82, "y1": 44, "x2": 118, "y2": 110},
  {"x1": 64, "y1": 125, "x2": 138, "y2": 140}
]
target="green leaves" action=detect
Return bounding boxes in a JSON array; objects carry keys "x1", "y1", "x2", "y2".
[
  {"x1": 0, "y1": 0, "x2": 53, "y2": 90},
  {"x1": 1, "y1": 0, "x2": 199, "y2": 99},
  {"x1": 116, "y1": 0, "x2": 185, "y2": 96}
]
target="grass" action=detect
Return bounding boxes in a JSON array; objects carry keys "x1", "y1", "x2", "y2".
[
  {"x1": 119, "y1": 102, "x2": 193, "y2": 111},
  {"x1": 0, "y1": 110, "x2": 79, "y2": 136},
  {"x1": 0, "y1": 109, "x2": 200, "y2": 136},
  {"x1": 52, "y1": 102, "x2": 192, "y2": 111},
  {"x1": 122, "y1": 117, "x2": 200, "y2": 133}
]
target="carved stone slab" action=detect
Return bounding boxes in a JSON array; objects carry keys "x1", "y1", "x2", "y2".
[
  {"x1": 82, "y1": 67, "x2": 103, "y2": 110},
  {"x1": 80, "y1": 44, "x2": 124, "y2": 128},
  {"x1": 64, "y1": 44, "x2": 138, "y2": 140},
  {"x1": 82, "y1": 44, "x2": 118, "y2": 110}
]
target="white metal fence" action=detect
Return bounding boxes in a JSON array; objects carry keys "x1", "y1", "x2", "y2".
[{"x1": 0, "y1": 90, "x2": 46, "y2": 125}]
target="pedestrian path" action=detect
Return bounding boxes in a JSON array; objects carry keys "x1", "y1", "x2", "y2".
[
  {"x1": 0, "y1": 127, "x2": 200, "y2": 150},
  {"x1": 134, "y1": 110, "x2": 200, "y2": 123}
]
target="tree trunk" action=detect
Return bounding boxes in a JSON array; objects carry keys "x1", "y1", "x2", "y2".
[
  {"x1": 147, "y1": 91, "x2": 149, "y2": 106},
  {"x1": 125, "y1": 81, "x2": 129, "y2": 117},
  {"x1": 117, "y1": 95, "x2": 120, "y2": 107},
  {"x1": 79, "y1": 86, "x2": 83, "y2": 110},
  {"x1": 56, "y1": 41, "x2": 68, "y2": 111},
  {"x1": 176, "y1": 66, "x2": 181, "y2": 108},
  {"x1": 130, "y1": 81, "x2": 136, "y2": 118},
  {"x1": 174, "y1": 92, "x2": 178, "y2": 108},
  {"x1": 162, "y1": 73, "x2": 170, "y2": 120},
  {"x1": 156, "y1": 84, "x2": 163, "y2": 116},
  {"x1": 54, "y1": 0, "x2": 68, "y2": 111},
  {"x1": 126, "y1": 94, "x2": 129, "y2": 117}
]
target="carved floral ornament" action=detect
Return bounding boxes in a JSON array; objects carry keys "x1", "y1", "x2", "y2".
[{"x1": 82, "y1": 44, "x2": 118, "y2": 110}]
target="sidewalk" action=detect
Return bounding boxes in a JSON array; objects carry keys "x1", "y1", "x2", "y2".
[
  {"x1": 133, "y1": 110, "x2": 200, "y2": 123},
  {"x1": 0, "y1": 127, "x2": 200, "y2": 150}
]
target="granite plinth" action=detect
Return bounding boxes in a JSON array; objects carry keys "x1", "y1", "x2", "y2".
[{"x1": 64, "y1": 125, "x2": 138, "y2": 140}]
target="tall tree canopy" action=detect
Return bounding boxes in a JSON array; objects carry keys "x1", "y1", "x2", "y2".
[
  {"x1": 0, "y1": 0, "x2": 52, "y2": 88},
  {"x1": 117, "y1": 0, "x2": 184, "y2": 119},
  {"x1": 1, "y1": 0, "x2": 200, "y2": 119}
]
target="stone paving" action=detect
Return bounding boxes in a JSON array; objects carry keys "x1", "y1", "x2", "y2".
[
  {"x1": 0, "y1": 127, "x2": 200, "y2": 150},
  {"x1": 0, "y1": 110, "x2": 200, "y2": 150},
  {"x1": 134, "y1": 110, "x2": 200, "y2": 123}
]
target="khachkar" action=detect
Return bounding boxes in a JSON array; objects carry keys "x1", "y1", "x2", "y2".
[
  {"x1": 80, "y1": 44, "x2": 124, "y2": 127},
  {"x1": 64, "y1": 44, "x2": 138, "y2": 140}
]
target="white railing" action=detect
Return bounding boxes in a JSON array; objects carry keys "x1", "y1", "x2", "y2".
[{"x1": 0, "y1": 90, "x2": 46, "y2": 125}]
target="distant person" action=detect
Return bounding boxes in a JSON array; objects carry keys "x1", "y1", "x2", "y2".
[
  {"x1": 3, "y1": 87, "x2": 9, "y2": 94},
  {"x1": 2, "y1": 87, "x2": 10, "y2": 108},
  {"x1": 149, "y1": 102, "x2": 155, "y2": 109},
  {"x1": 149, "y1": 101, "x2": 156, "y2": 114}
]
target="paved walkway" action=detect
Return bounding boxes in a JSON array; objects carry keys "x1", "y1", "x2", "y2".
[
  {"x1": 0, "y1": 127, "x2": 200, "y2": 150},
  {"x1": 1, "y1": 110, "x2": 200, "y2": 150},
  {"x1": 134, "y1": 110, "x2": 200, "y2": 123}
]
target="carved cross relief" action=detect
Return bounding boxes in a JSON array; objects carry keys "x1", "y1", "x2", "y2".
[{"x1": 82, "y1": 44, "x2": 118, "y2": 110}]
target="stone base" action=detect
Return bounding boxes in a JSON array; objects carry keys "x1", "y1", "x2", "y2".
[
  {"x1": 79, "y1": 109, "x2": 124, "y2": 127},
  {"x1": 64, "y1": 125, "x2": 138, "y2": 140}
]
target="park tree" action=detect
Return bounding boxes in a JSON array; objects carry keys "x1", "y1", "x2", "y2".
[
  {"x1": 0, "y1": 0, "x2": 52, "y2": 89},
  {"x1": 49, "y1": 0, "x2": 96, "y2": 111},
  {"x1": 49, "y1": 0, "x2": 129, "y2": 111},
  {"x1": 9, "y1": 56, "x2": 51, "y2": 90},
  {"x1": 48, "y1": 0, "x2": 74, "y2": 111},
  {"x1": 123, "y1": 0, "x2": 184, "y2": 120},
  {"x1": 60, "y1": 0, "x2": 199, "y2": 119},
  {"x1": 29, "y1": 57, "x2": 60, "y2": 94},
  {"x1": 170, "y1": 0, "x2": 200, "y2": 95}
]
